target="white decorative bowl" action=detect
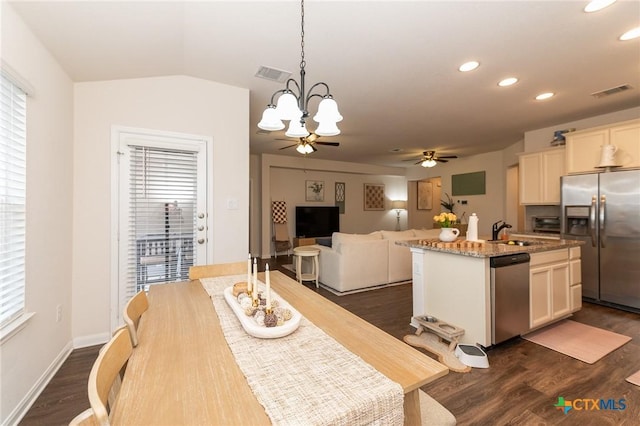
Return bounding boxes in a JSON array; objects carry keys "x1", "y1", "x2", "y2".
[{"x1": 224, "y1": 286, "x2": 301, "y2": 339}]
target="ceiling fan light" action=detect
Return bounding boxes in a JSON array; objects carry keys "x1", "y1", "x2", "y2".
[
  {"x1": 257, "y1": 106, "x2": 285, "y2": 131},
  {"x1": 304, "y1": 143, "x2": 314, "y2": 154},
  {"x1": 313, "y1": 98, "x2": 343, "y2": 123},
  {"x1": 275, "y1": 92, "x2": 301, "y2": 120},
  {"x1": 421, "y1": 159, "x2": 437, "y2": 168},
  {"x1": 285, "y1": 118, "x2": 310, "y2": 138},
  {"x1": 296, "y1": 143, "x2": 307, "y2": 154},
  {"x1": 584, "y1": 0, "x2": 616, "y2": 13},
  {"x1": 314, "y1": 120, "x2": 340, "y2": 137},
  {"x1": 620, "y1": 27, "x2": 640, "y2": 41}
]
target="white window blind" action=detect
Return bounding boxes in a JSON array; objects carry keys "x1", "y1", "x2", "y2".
[
  {"x1": 127, "y1": 146, "x2": 197, "y2": 296},
  {"x1": 0, "y1": 73, "x2": 27, "y2": 328}
]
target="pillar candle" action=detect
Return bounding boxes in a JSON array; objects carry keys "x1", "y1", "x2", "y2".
[
  {"x1": 252, "y1": 258, "x2": 258, "y2": 302},
  {"x1": 265, "y1": 264, "x2": 271, "y2": 310},
  {"x1": 247, "y1": 254, "x2": 252, "y2": 293}
]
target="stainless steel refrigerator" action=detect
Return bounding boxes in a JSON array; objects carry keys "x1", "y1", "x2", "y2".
[{"x1": 561, "y1": 169, "x2": 640, "y2": 311}]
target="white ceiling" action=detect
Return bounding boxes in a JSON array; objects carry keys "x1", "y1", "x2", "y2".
[{"x1": 10, "y1": 0, "x2": 640, "y2": 167}]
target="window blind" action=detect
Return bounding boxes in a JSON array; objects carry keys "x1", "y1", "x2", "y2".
[
  {"x1": 0, "y1": 73, "x2": 27, "y2": 327},
  {"x1": 126, "y1": 146, "x2": 197, "y2": 297}
]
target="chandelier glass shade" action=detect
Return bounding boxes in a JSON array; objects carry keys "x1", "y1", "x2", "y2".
[{"x1": 257, "y1": 0, "x2": 341, "y2": 140}]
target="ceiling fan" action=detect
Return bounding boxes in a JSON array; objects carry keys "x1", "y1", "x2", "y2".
[
  {"x1": 278, "y1": 133, "x2": 340, "y2": 154},
  {"x1": 404, "y1": 150, "x2": 458, "y2": 167}
]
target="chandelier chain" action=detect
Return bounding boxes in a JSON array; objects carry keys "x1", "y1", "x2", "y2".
[{"x1": 300, "y1": 0, "x2": 306, "y2": 70}]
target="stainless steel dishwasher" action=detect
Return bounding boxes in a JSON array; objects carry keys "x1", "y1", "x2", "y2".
[{"x1": 490, "y1": 253, "x2": 530, "y2": 345}]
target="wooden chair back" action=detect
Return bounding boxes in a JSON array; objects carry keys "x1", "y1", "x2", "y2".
[
  {"x1": 188, "y1": 261, "x2": 247, "y2": 280},
  {"x1": 88, "y1": 327, "x2": 133, "y2": 426},
  {"x1": 69, "y1": 408, "x2": 99, "y2": 426},
  {"x1": 123, "y1": 290, "x2": 149, "y2": 347}
]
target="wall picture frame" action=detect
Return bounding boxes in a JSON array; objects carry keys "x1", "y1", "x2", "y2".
[
  {"x1": 335, "y1": 182, "x2": 345, "y2": 213},
  {"x1": 417, "y1": 181, "x2": 433, "y2": 210},
  {"x1": 363, "y1": 183, "x2": 385, "y2": 210},
  {"x1": 305, "y1": 180, "x2": 324, "y2": 201}
]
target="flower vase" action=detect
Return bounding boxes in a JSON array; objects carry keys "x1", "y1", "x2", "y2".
[{"x1": 439, "y1": 227, "x2": 460, "y2": 242}]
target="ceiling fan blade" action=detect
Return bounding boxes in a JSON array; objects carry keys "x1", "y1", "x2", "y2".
[
  {"x1": 414, "y1": 160, "x2": 423, "y2": 165},
  {"x1": 437, "y1": 155, "x2": 458, "y2": 159},
  {"x1": 316, "y1": 141, "x2": 340, "y2": 146},
  {"x1": 436, "y1": 158, "x2": 449, "y2": 163},
  {"x1": 279, "y1": 144, "x2": 298, "y2": 150},
  {"x1": 310, "y1": 144, "x2": 318, "y2": 152}
]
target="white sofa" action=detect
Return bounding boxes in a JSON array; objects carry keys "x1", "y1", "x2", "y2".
[{"x1": 312, "y1": 229, "x2": 441, "y2": 293}]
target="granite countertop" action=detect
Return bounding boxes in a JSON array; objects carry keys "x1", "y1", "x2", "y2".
[{"x1": 397, "y1": 235, "x2": 583, "y2": 258}]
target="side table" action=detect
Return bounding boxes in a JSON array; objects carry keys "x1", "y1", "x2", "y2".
[{"x1": 293, "y1": 246, "x2": 320, "y2": 288}]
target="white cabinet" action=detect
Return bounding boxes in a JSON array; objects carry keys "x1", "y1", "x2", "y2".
[
  {"x1": 569, "y1": 246, "x2": 582, "y2": 312},
  {"x1": 565, "y1": 118, "x2": 640, "y2": 174},
  {"x1": 529, "y1": 249, "x2": 571, "y2": 329},
  {"x1": 519, "y1": 148, "x2": 565, "y2": 205}
]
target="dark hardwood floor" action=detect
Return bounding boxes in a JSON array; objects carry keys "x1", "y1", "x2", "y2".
[{"x1": 20, "y1": 256, "x2": 640, "y2": 425}]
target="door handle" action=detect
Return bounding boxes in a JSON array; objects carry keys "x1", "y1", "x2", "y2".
[
  {"x1": 589, "y1": 195, "x2": 597, "y2": 247},
  {"x1": 600, "y1": 195, "x2": 606, "y2": 248}
]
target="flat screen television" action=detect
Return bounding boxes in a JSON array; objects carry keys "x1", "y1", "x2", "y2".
[{"x1": 295, "y1": 206, "x2": 340, "y2": 238}]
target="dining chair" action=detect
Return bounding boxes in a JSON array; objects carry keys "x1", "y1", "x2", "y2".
[
  {"x1": 188, "y1": 261, "x2": 247, "y2": 280},
  {"x1": 123, "y1": 290, "x2": 148, "y2": 347},
  {"x1": 89, "y1": 327, "x2": 133, "y2": 426},
  {"x1": 68, "y1": 408, "x2": 98, "y2": 426}
]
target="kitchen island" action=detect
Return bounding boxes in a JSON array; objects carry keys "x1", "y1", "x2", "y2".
[{"x1": 398, "y1": 237, "x2": 584, "y2": 347}]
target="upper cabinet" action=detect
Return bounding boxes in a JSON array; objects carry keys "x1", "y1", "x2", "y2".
[
  {"x1": 519, "y1": 148, "x2": 565, "y2": 205},
  {"x1": 565, "y1": 119, "x2": 640, "y2": 174}
]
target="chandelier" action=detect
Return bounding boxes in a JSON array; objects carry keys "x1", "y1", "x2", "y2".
[{"x1": 257, "y1": 0, "x2": 342, "y2": 138}]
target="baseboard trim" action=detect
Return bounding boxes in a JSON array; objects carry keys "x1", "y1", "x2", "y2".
[
  {"x1": 3, "y1": 340, "x2": 73, "y2": 426},
  {"x1": 73, "y1": 332, "x2": 110, "y2": 349}
]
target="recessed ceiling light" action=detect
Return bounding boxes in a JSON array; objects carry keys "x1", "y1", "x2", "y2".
[
  {"x1": 498, "y1": 77, "x2": 519, "y2": 87},
  {"x1": 584, "y1": 0, "x2": 616, "y2": 13},
  {"x1": 458, "y1": 61, "x2": 479, "y2": 72},
  {"x1": 620, "y1": 27, "x2": 640, "y2": 41},
  {"x1": 535, "y1": 92, "x2": 555, "y2": 101}
]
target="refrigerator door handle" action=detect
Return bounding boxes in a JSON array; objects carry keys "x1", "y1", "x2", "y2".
[
  {"x1": 590, "y1": 195, "x2": 597, "y2": 247},
  {"x1": 600, "y1": 194, "x2": 606, "y2": 248}
]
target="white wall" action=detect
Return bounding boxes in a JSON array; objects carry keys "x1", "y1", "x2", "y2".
[
  {"x1": 406, "y1": 150, "x2": 507, "y2": 237},
  {"x1": 1, "y1": 4, "x2": 74, "y2": 425},
  {"x1": 72, "y1": 75, "x2": 249, "y2": 342},
  {"x1": 258, "y1": 154, "x2": 406, "y2": 257}
]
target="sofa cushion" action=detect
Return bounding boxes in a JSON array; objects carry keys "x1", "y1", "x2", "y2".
[
  {"x1": 332, "y1": 231, "x2": 382, "y2": 253},
  {"x1": 381, "y1": 230, "x2": 416, "y2": 240},
  {"x1": 413, "y1": 228, "x2": 442, "y2": 239}
]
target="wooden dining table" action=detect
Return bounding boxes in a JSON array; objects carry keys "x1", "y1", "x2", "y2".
[{"x1": 112, "y1": 269, "x2": 448, "y2": 425}]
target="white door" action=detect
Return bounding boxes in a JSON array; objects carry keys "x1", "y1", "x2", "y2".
[{"x1": 113, "y1": 127, "x2": 209, "y2": 328}]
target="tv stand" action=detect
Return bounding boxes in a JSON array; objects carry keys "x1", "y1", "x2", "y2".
[{"x1": 293, "y1": 237, "x2": 316, "y2": 248}]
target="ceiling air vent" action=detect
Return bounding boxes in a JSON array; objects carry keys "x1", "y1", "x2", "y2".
[
  {"x1": 591, "y1": 84, "x2": 633, "y2": 98},
  {"x1": 255, "y1": 66, "x2": 291, "y2": 83}
]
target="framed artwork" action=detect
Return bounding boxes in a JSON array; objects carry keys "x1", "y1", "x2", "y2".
[
  {"x1": 335, "y1": 182, "x2": 345, "y2": 214},
  {"x1": 305, "y1": 180, "x2": 324, "y2": 201},
  {"x1": 417, "y1": 181, "x2": 433, "y2": 210},
  {"x1": 363, "y1": 183, "x2": 385, "y2": 210}
]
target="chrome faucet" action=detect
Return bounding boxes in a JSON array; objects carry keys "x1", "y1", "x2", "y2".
[{"x1": 492, "y1": 220, "x2": 512, "y2": 241}]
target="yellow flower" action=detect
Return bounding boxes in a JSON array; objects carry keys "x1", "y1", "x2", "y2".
[{"x1": 434, "y1": 212, "x2": 457, "y2": 227}]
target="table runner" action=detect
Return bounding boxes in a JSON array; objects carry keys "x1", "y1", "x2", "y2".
[{"x1": 201, "y1": 275, "x2": 404, "y2": 426}]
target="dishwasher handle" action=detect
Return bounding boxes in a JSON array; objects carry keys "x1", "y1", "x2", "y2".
[{"x1": 490, "y1": 253, "x2": 531, "y2": 268}]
